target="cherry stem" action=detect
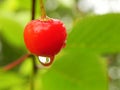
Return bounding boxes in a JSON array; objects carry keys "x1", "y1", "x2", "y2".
[
  {"x1": 2, "y1": 53, "x2": 31, "y2": 71},
  {"x1": 40, "y1": 0, "x2": 47, "y2": 19}
]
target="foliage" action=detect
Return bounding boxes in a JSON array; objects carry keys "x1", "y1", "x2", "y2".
[{"x1": 1, "y1": 0, "x2": 120, "y2": 90}]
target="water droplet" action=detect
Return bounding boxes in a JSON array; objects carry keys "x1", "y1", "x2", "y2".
[{"x1": 38, "y1": 56, "x2": 54, "y2": 66}]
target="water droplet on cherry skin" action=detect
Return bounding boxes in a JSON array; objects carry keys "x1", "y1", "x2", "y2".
[{"x1": 38, "y1": 56, "x2": 54, "y2": 66}]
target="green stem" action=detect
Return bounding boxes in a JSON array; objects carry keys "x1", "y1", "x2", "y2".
[{"x1": 40, "y1": 0, "x2": 47, "y2": 19}]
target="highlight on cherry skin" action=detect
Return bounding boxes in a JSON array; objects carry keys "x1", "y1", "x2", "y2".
[{"x1": 24, "y1": 18, "x2": 67, "y2": 66}]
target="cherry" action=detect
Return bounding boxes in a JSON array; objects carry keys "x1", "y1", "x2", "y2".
[{"x1": 24, "y1": 18, "x2": 67, "y2": 57}]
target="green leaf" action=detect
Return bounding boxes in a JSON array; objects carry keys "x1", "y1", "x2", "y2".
[
  {"x1": 0, "y1": 15, "x2": 26, "y2": 66},
  {"x1": 68, "y1": 14, "x2": 120, "y2": 54},
  {"x1": 0, "y1": 16, "x2": 25, "y2": 48},
  {"x1": 41, "y1": 48, "x2": 107, "y2": 90},
  {"x1": 0, "y1": 72, "x2": 24, "y2": 89},
  {"x1": 39, "y1": 14, "x2": 115, "y2": 90},
  {"x1": 19, "y1": 58, "x2": 33, "y2": 76}
]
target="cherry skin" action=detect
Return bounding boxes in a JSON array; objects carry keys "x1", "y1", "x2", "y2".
[{"x1": 24, "y1": 18, "x2": 67, "y2": 57}]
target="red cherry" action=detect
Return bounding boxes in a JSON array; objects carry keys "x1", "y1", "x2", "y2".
[{"x1": 24, "y1": 18, "x2": 67, "y2": 57}]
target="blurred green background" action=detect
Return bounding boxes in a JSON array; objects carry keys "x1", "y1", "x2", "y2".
[{"x1": 1, "y1": 0, "x2": 120, "y2": 90}]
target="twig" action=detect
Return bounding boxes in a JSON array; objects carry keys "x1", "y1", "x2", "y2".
[
  {"x1": 31, "y1": 0, "x2": 36, "y2": 20},
  {"x1": 30, "y1": 55, "x2": 37, "y2": 90},
  {"x1": 2, "y1": 53, "x2": 31, "y2": 71},
  {"x1": 30, "y1": 0, "x2": 37, "y2": 90}
]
